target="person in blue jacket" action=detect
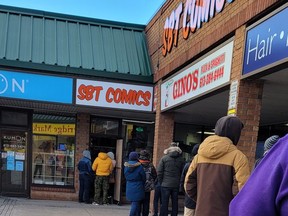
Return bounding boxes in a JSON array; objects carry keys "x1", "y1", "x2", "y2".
[
  {"x1": 124, "y1": 151, "x2": 146, "y2": 216},
  {"x1": 77, "y1": 150, "x2": 94, "y2": 204}
]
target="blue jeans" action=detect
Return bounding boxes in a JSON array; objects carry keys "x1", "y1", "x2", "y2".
[
  {"x1": 160, "y1": 187, "x2": 179, "y2": 216},
  {"x1": 130, "y1": 201, "x2": 140, "y2": 216},
  {"x1": 153, "y1": 184, "x2": 161, "y2": 215}
]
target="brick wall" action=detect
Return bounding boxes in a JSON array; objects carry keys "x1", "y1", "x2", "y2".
[
  {"x1": 236, "y1": 80, "x2": 264, "y2": 168},
  {"x1": 152, "y1": 82, "x2": 175, "y2": 168}
]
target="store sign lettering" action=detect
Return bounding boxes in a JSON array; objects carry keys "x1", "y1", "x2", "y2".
[
  {"x1": 0, "y1": 73, "x2": 26, "y2": 94},
  {"x1": 76, "y1": 79, "x2": 153, "y2": 112},
  {"x1": 0, "y1": 70, "x2": 73, "y2": 104},
  {"x1": 243, "y1": 6, "x2": 288, "y2": 75},
  {"x1": 3, "y1": 135, "x2": 26, "y2": 142},
  {"x1": 77, "y1": 85, "x2": 151, "y2": 106},
  {"x1": 162, "y1": 0, "x2": 235, "y2": 56},
  {"x1": 161, "y1": 41, "x2": 233, "y2": 111},
  {"x1": 33, "y1": 123, "x2": 75, "y2": 136}
]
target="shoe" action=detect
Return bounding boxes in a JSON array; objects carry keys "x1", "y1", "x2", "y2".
[
  {"x1": 103, "y1": 203, "x2": 109, "y2": 206},
  {"x1": 92, "y1": 202, "x2": 99, "y2": 206}
]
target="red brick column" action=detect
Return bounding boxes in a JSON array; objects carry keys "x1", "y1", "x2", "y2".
[
  {"x1": 75, "y1": 113, "x2": 90, "y2": 194},
  {"x1": 152, "y1": 81, "x2": 174, "y2": 168},
  {"x1": 230, "y1": 26, "x2": 264, "y2": 168},
  {"x1": 151, "y1": 81, "x2": 175, "y2": 213},
  {"x1": 236, "y1": 80, "x2": 263, "y2": 167}
]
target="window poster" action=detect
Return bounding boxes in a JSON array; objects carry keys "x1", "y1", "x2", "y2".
[
  {"x1": 15, "y1": 152, "x2": 25, "y2": 160},
  {"x1": 7, "y1": 151, "x2": 15, "y2": 171},
  {"x1": 15, "y1": 161, "x2": 24, "y2": 171}
]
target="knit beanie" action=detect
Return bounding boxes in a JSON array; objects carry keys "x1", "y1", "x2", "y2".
[
  {"x1": 107, "y1": 152, "x2": 115, "y2": 160},
  {"x1": 129, "y1": 151, "x2": 139, "y2": 161},
  {"x1": 139, "y1": 150, "x2": 150, "y2": 160},
  {"x1": 264, "y1": 135, "x2": 280, "y2": 152}
]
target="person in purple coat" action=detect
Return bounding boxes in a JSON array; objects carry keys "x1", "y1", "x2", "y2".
[{"x1": 229, "y1": 134, "x2": 288, "y2": 216}]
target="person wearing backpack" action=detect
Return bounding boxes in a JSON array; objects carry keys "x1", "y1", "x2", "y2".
[{"x1": 139, "y1": 150, "x2": 157, "y2": 216}]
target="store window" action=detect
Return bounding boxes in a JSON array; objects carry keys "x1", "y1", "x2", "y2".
[
  {"x1": 123, "y1": 121, "x2": 155, "y2": 161},
  {"x1": 32, "y1": 114, "x2": 75, "y2": 186},
  {"x1": 256, "y1": 123, "x2": 288, "y2": 160},
  {"x1": 91, "y1": 118, "x2": 120, "y2": 136},
  {"x1": 174, "y1": 123, "x2": 214, "y2": 160}
]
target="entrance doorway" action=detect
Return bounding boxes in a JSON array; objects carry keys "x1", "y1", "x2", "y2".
[
  {"x1": 90, "y1": 137, "x2": 117, "y2": 162},
  {"x1": 0, "y1": 129, "x2": 28, "y2": 196},
  {"x1": 89, "y1": 136, "x2": 123, "y2": 204}
]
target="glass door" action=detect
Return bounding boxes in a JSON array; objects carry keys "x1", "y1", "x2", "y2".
[{"x1": 0, "y1": 130, "x2": 28, "y2": 196}]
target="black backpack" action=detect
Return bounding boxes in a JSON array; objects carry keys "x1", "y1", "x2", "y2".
[{"x1": 144, "y1": 165, "x2": 156, "y2": 192}]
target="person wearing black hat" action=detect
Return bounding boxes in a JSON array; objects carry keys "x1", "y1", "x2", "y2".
[
  {"x1": 254, "y1": 135, "x2": 280, "y2": 169},
  {"x1": 138, "y1": 150, "x2": 157, "y2": 216},
  {"x1": 124, "y1": 151, "x2": 146, "y2": 216},
  {"x1": 185, "y1": 116, "x2": 250, "y2": 216}
]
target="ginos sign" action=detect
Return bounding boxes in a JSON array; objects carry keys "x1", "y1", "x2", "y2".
[{"x1": 162, "y1": 0, "x2": 235, "y2": 56}]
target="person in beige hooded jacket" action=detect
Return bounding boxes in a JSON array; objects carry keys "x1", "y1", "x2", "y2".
[{"x1": 184, "y1": 116, "x2": 250, "y2": 216}]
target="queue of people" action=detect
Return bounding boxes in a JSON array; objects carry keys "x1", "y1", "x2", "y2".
[{"x1": 78, "y1": 115, "x2": 288, "y2": 216}]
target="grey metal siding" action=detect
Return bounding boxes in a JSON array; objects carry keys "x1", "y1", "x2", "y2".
[{"x1": 0, "y1": 6, "x2": 152, "y2": 80}]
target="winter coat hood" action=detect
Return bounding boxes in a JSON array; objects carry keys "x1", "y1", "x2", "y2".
[
  {"x1": 199, "y1": 135, "x2": 238, "y2": 159},
  {"x1": 215, "y1": 115, "x2": 243, "y2": 145},
  {"x1": 83, "y1": 150, "x2": 91, "y2": 160},
  {"x1": 107, "y1": 152, "x2": 115, "y2": 160},
  {"x1": 98, "y1": 152, "x2": 109, "y2": 160},
  {"x1": 164, "y1": 146, "x2": 182, "y2": 157},
  {"x1": 124, "y1": 161, "x2": 142, "y2": 172}
]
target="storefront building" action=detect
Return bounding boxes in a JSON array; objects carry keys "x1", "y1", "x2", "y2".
[
  {"x1": 146, "y1": 0, "x2": 288, "y2": 170},
  {"x1": 0, "y1": 5, "x2": 155, "y2": 201},
  {"x1": 1, "y1": 0, "x2": 288, "y2": 204}
]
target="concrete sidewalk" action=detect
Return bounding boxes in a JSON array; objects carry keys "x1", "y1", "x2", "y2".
[
  {"x1": 0, "y1": 197, "x2": 132, "y2": 216},
  {"x1": 0, "y1": 196, "x2": 184, "y2": 216}
]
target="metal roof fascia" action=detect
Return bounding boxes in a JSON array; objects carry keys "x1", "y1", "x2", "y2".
[{"x1": 0, "y1": 58, "x2": 153, "y2": 83}]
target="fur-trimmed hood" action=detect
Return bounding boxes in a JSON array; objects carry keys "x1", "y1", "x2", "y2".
[
  {"x1": 164, "y1": 146, "x2": 182, "y2": 157},
  {"x1": 124, "y1": 161, "x2": 142, "y2": 172}
]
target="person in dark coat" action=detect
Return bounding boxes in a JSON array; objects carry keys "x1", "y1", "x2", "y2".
[
  {"x1": 138, "y1": 150, "x2": 157, "y2": 216},
  {"x1": 157, "y1": 142, "x2": 185, "y2": 216},
  {"x1": 180, "y1": 144, "x2": 200, "y2": 216},
  {"x1": 77, "y1": 150, "x2": 94, "y2": 204},
  {"x1": 124, "y1": 151, "x2": 146, "y2": 216}
]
